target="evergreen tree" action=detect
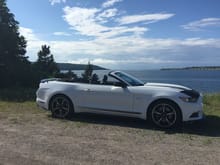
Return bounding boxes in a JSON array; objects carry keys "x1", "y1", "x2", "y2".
[
  {"x1": 91, "y1": 73, "x2": 100, "y2": 84},
  {"x1": 81, "y1": 62, "x2": 93, "y2": 83},
  {"x1": 66, "y1": 70, "x2": 78, "y2": 80},
  {"x1": 55, "y1": 70, "x2": 78, "y2": 80},
  {"x1": 0, "y1": 0, "x2": 30, "y2": 87},
  {"x1": 35, "y1": 45, "x2": 59, "y2": 78}
]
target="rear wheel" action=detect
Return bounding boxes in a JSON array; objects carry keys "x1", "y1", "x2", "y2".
[
  {"x1": 148, "y1": 100, "x2": 181, "y2": 128},
  {"x1": 50, "y1": 95, "x2": 73, "y2": 118}
]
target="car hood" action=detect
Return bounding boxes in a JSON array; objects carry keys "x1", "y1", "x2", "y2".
[{"x1": 144, "y1": 82, "x2": 192, "y2": 91}]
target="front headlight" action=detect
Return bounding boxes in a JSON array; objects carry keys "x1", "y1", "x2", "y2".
[
  {"x1": 179, "y1": 96, "x2": 198, "y2": 102},
  {"x1": 180, "y1": 90, "x2": 200, "y2": 102}
]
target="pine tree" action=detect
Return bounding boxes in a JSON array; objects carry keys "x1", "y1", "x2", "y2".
[
  {"x1": 81, "y1": 62, "x2": 93, "y2": 83},
  {"x1": 0, "y1": 0, "x2": 29, "y2": 87},
  {"x1": 35, "y1": 45, "x2": 59, "y2": 78}
]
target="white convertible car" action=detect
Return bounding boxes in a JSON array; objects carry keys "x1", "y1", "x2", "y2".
[{"x1": 36, "y1": 71, "x2": 203, "y2": 128}]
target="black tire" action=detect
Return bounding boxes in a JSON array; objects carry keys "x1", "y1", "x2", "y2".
[
  {"x1": 49, "y1": 95, "x2": 74, "y2": 119},
  {"x1": 148, "y1": 100, "x2": 182, "y2": 128}
]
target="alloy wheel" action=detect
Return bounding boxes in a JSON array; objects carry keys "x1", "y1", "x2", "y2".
[
  {"x1": 51, "y1": 96, "x2": 71, "y2": 118},
  {"x1": 151, "y1": 103, "x2": 177, "y2": 128}
]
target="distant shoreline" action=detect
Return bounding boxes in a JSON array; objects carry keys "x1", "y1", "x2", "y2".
[
  {"x1": 161, "y1": 66, "x2": 220, "y2": 71},
  {"x1": 57, "y1": 63, "x2": 107, "y2": 70}
]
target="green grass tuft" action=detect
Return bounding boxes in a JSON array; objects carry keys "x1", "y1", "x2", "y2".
[{"x1": 203, "y1": 93, "x2": 220, "y2": 116}]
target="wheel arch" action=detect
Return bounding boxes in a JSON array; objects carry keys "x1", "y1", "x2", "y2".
[
  {"x1": 146, "y1": 98, "x2": 183, "y2": 121},
  {"x1": 48, "y1": 93, "x2": 74, "y2": 111}
]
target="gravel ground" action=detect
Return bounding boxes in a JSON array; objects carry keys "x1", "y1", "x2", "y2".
[{"x1": 0, "y1": 102, "x2": 220, "y2": 165}]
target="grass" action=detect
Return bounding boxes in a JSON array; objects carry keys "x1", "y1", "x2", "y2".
[
  {"x1": 199, "y1": 93, "x2": 220, "y2": 135},
  {"x1": 203, "y1": 93, "x2": 220, "y2": 116}
]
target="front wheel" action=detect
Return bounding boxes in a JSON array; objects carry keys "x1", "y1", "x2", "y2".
[
  {"x1": 148, "y1": 100, "x2": 181, "y2": 128},
  {"x1": 50, "y1": 95, "x2": 73, "y2": 119}
]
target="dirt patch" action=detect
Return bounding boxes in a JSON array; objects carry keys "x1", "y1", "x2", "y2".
[{"x1": 0, "y1": 102, "x2": 220, "y2": 165}]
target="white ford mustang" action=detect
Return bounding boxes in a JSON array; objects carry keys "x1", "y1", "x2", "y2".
[{"x1": 36, "y1": 71, "x2": 203, "y2": 128}]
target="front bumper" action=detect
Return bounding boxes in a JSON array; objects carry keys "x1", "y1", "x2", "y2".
[{"x1": 180, "y1": 96, "x2": 204, "y2": 122}]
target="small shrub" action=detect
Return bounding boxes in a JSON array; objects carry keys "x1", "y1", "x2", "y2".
[{"x1": 0, "y1": 88, "x2": 36, "y2": 102}]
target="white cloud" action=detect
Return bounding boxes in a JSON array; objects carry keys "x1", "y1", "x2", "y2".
[
  {"x1": 181, "y1": 38, "x2": 220, "y2": 47},
  {"x1": 53, "y1": 32, "x2": 71, "y2": 36},
  {"x1": 118, "y1": 13, "x2": 175, "y2": 25},
  {"x1": 97, "y1": 8, "x2": 118, "y2": 22},
  {"x1": 182, "y1": 18, "x2": 220, "y2": 31},
  {"x1": 20, "y1": 27, "x2": 220, "y2": 69},
  {"x1": 63, "y1": 7, "x2": 105, "y2": 37},
  {"x1": 19, "y1": 27, "x2": 48, "y2": 60},
  {"x1": 102, "y1": 0, "x2": 123, "y2": 8},
  {"x1": 62, "y1": 2, "x2": 175, "y2": 40},
  {"x1": 19, "y1": 27, "x2": 39, "y2": 41},
  {"x1": 49, "y1": 0, "x2": 66, "y2": 5},
  {"x1": 68, "y1": 57, "x2": 173, "y2": 66},
  {"x1": 68, "y1": 58, "x2": 116, "y2": 65},
  {"x1": 63, "y1": 6, "x2": 148, "y2": 38},
  {"x1": 98, "y1": 8, "x2": 118, "y2": 18}
]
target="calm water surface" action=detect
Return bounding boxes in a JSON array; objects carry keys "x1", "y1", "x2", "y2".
[{"x1": 70, "y1": 70, "x2": 220, "y2": 93}]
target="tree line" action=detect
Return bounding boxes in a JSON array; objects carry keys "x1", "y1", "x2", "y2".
[{"x1": 0, "y1": 0, "x2": 95, "y2": 89}]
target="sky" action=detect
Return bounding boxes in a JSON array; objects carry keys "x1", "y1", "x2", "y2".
[{"x1": 6, "y1": 0, "x2": 220, "y2": 69}]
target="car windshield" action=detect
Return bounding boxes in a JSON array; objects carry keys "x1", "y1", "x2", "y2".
[{"x1": 114, "y1": 71, "x2": 144, "y2": 86}]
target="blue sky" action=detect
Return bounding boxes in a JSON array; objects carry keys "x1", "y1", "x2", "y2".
[{"x1": 7, "y1": 0, "x2": 220, "y2": 69}]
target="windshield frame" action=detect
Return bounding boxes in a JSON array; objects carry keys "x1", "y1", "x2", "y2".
[{"x1": 109, "y1": 71, "x2": 144, "y2": 86}]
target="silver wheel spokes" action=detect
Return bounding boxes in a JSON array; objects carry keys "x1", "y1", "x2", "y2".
[
  {"x1": 51, "y1": 97, "x2": 70, "y2": 118},
  {"x1": 152, "y1": 104, "x2": 177, "y2": 128}
]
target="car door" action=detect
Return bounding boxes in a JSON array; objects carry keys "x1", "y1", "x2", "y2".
[{"x1": 79, "y1": 83, "x2": 134, "y2": 113}]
